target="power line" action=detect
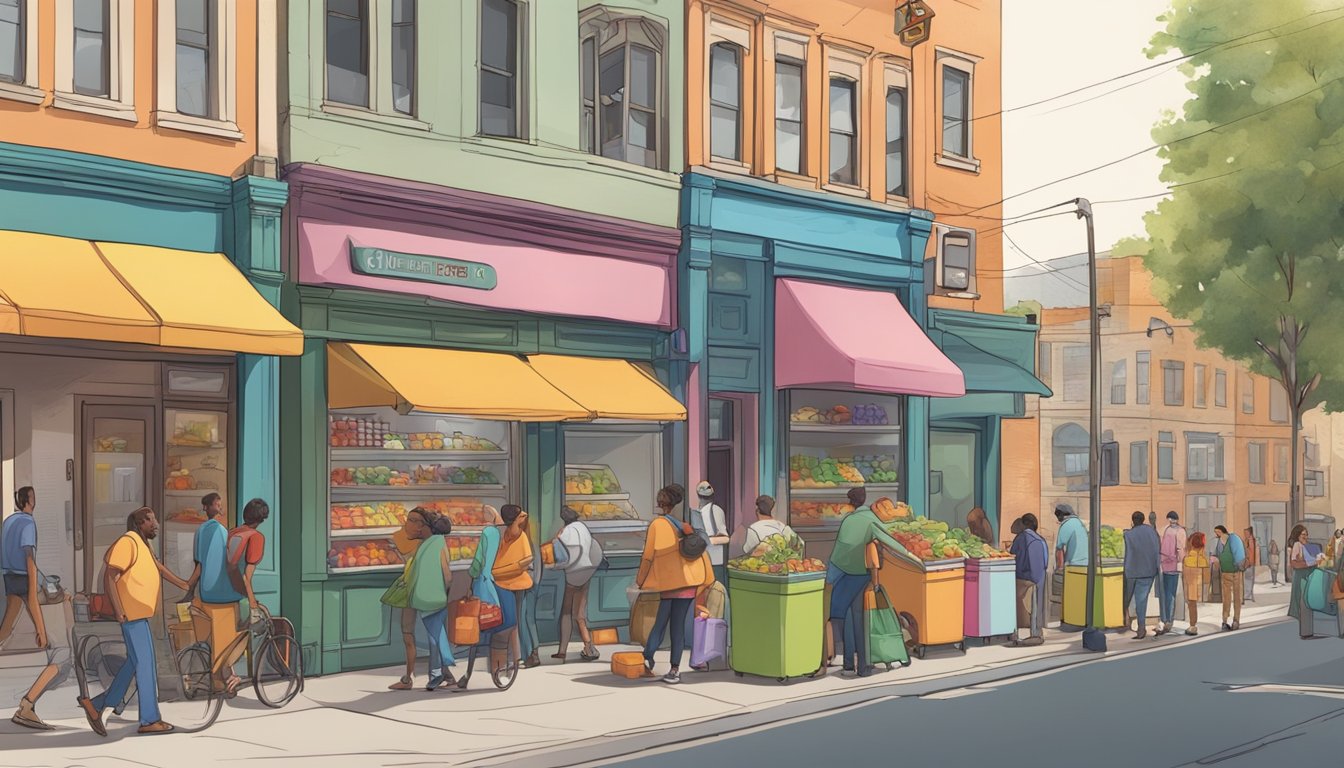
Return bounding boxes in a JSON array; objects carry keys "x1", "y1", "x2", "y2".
[
  {"x1": 978, "y1": 5, "x2": 1344, "y2": 123},
  {"x1": 1002, "y1": 229, "x2": 1091, "y2": 293}
]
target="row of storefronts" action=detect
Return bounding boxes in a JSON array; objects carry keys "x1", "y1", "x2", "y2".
[{"x1": 1, "y1": 149, "x2": 1048, "y2": 678}]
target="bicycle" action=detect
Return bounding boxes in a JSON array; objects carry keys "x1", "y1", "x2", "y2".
[{"x1": 171, "y1": 603, "x2": 305, "y2": 730}]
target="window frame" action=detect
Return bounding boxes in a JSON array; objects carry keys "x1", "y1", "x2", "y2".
[
  {"x1": 324, "y1": 0, "x2": 370, "y2": 109},
  {"x1": 1270, "y1": 381, "x2": 1289, "y2": 424},
  {"x1": 826, "y1": 74, "x2": 859, "y2": 187},
  {"x1": 708, "y1": 40, "x2": 744, "y2": 163},
  {"x1": 54, "y1": 0, "x2": 135, "y2": 121},
  {"x1": 935, "y1": 225, "x2": 977, "y2": 296},
  {"x1": 1214, "y1": 368, "x2": 1227, "y2": 408},
  {"x1": 1241, "y1": 372, "x2": 1255, "y2": 414},
  {"x1": 155, "y1": 0, "x2": 241, "y2": 139},
  {"x1": 1109, "y1": 359, "x2": 1126, "y2": 405},
  {"x1": 0, "y1": 0, "x2": 40, "y2": 103},
  {"x1": 1157, "y1": 431, "x2": 1176, "y2": 483},
  {"x1": 1037, "y1": 341, "x2": 1052, "y2": 388},
  {"x1": 1129, "y1": 441, "x2": 1149, "y2": 484},
  {"x1": 1051, "y1": 423, "x2": 1090, "y2": 490},
  {"x1": 579, "y1": 12, "x2": 667, "y2": 170},
  {"x1": 1135, "y1": 350, "x2": 1151, "y2": 405},
  {"x1": 773, "y1": 53, "x2": 805, "y2": 177},
  {"x1": 1162, "y1": 360, "x2": 1184, "y2": 407},
  {"x1": 934, "y1": 47, "x2": 981, "y2": 172},
  {"x1": 1305, "y1": 469, "x2": 1325, "y2": 497},
  {"x1": 390, "y1": 0, "x2": 417, "y2": 116},
  {"x1": 1194, "y1": 363, "x2": 1207, "y2": 408},
  {"x1": 1100, "y1": 440, "x2": 1120, "y2": 487},
  {"x1": 1274, "y1": 443, "x2": 1289, "y2": 484},
  {"x1": 1185, "y1": 432, "x2": 1222, "y2": 482},
  {"x1": 1248, "y1": 441, "x2": 1265, "y2": 484},
  {"x1": 478, "y1": 0, "x2": 527, "y2": 140},
  {"x1": 1062, "y1": 344, "x2": 1088, "y2": 403},
  {"x1": 884, "y1": 81, "x2": 909, "y2": 199}
]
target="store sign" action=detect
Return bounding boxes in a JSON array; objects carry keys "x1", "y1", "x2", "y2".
[{"x1": 351, "y1": 246, "x2": 498, "y2": 291}]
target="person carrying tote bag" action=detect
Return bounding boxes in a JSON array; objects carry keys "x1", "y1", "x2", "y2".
[{"x1": 459, "y1": 507, "x2": 506, "y2": 688}]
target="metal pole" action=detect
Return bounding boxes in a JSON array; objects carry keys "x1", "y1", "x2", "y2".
[{"x1": 1077, "y1": 198, "x2": 1106, "y2": 652}]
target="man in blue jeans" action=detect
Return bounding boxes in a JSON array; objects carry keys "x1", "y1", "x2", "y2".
[
  {"x1": 1123, "y1": 511, "x2": 1161, "y2": 639},
  {"x1": 77, "y1": 508, "x2": 190, "y2": 736},
  {"x1": 1156, "y1": 511, "x2": 1186, "y2": 636}
]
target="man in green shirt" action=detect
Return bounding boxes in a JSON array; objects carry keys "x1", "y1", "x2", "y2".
[{"x1": 826, "y1": 488, "x2": 919, "y2": 676}]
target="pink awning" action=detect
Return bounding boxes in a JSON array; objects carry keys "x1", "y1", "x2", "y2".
[{"x1": 774, "y1": 279, "x2": 966, "y2": 397}]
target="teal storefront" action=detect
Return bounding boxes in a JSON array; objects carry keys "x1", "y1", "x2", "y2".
[
  {"x1": 679, "y1": 171, "x2": 968, "y2": 560},
  {"x1": 0, "y1": 142, "x2": 290, "y2": 651},
  {"x1": 926, "y1": 308, "x2": 1052, "y2": 543}
]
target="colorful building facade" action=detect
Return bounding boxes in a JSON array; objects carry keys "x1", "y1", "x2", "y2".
[
  {"x1": 0, "y1": 0, "x2": 295, "y2": 655},
  {"x1": 277, "y1": 0, "x2": 689, "y2": 674},
  {"x1": 681, "y1": 0, "x2": 1041, "y2": 560}
]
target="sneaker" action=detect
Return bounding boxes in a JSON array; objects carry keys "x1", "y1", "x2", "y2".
[
  {"x1": 1185, "y1": 627, "x2": 1198, "y2": 636},
  {"x1": 76, "y1": 696, "x2": 106, "y2": 737},
  {"x1": 661, "y1": 669, "x2": 681, "y2": 684},
  {"x1": 1222, "y1": 622, "x2": 1233, "y2": 632},
  {"x1": 137, "y1": 721, "x2": 175, "y2": 735}
]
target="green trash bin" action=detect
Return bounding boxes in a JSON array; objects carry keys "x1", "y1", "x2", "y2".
[{"x1": 727, "y1": 569, "x2": 825, "y2": 681}]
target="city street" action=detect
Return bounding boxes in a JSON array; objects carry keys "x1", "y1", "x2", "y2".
[{"x1": 597, "y1": 620, "x2": 1344, "y2": 768}]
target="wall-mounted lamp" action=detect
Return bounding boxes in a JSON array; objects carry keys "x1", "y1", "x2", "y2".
[{"x1": 1146, "y1": 317, "x2": 1175, "y2": 339}]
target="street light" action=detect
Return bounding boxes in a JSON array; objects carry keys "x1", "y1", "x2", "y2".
[
  {"x1": 1074, "y1": 198, "x2": 1108, "y2": 653},
  {"x1": 1146, "y1": 317, "x2": 1174, "y2": 339}
]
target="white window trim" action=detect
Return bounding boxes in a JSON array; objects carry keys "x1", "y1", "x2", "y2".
[
  {"x1": 0, "y1": 0, "x2": 41, "y2": 103},
  {"x1": 882, "y1": 61, "x2": 911, "y2": 204},
  {"x1": 766, "y1": 28, "x2": 811, "y2": 181},
  {"x1": 155, "y1": 0, "x2": 241, "y2": 140},
  {"x1": 54, "y1": 0, "x2": 136, "y2": 122},
  {"x1": 317, "y1": 1, "x2": 429, "y2": 127},
  {"x1": 933, "y1": 223, "x2": 978, "y2": 298},
  {"x1": 935, "y1": 46, "x2": 980, "y2": 172},
  {"x1": 823, "y1": 43, "x2": 866, "y2": 193},
  {"x1": 705, "y1": 13, "x2": 751, "y2": 174},
  {"x1": 475, "y1": 0, "x2": 530, "y2": 141}
]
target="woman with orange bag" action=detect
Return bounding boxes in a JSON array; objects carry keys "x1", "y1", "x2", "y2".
[
  {"x1": 636, "y1": 484, "x2": 714, "y2": 685},
  {"x1": 491, "y1": 504, "x2": 535, "y2": 675}
]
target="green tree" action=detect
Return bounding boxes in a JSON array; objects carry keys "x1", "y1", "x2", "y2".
[{"x1": 1141, "y1": 0, "x2": 1344, "y2": 528}]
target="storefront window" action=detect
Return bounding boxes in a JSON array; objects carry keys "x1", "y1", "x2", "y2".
[
  {"x1": 786, "y1": 389, "x2": 903, "y2": 530},
  {"x1": 564, "y1": 425, "x2": 662, "y2": 554},
  {"x1": 327, "y1": 409, "x2": 512, "y2": 574},
  {"x1": 163, "y1": 408, "x2": 229, "y2": 589}
]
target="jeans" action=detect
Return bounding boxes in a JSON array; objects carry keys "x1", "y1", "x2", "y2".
[
  {"x1": 828, "y1": 573, "x2": 869, "y2": 669},
  {"x1": 517, "y1": 587, "x2": 539, "y2": 658},
  {"x1": 419, "y1": 608, "x2": 455, "y2": 677},
  {"x1": 1159, "y1": 572, "x2": 1180, "y2": 624},
  {"x1": 1126, "y1": 577, "x2": 1155, "y2": 630},
  {"x1": 92, "y1": 619, "x2": 159, "y2": 726},
  {"x1": 644, "y1": 597, "x2": 693, "y2": 668}
]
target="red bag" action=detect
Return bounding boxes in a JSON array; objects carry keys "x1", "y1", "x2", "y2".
[
  {"x1": 88, "y1": 593, "x2": 117, "y2": 621},
  {"x1": 479, "y1": 600, "x2": 503, "y2": 631}
]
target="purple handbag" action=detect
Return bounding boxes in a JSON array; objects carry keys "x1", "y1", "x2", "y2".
[{"x1": 691, "y1": 616, "x2": 728, "y2": 667}]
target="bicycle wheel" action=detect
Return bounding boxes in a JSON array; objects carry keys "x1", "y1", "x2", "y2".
[
  {"x1": 165, "y1": 645, "x2": 223, "y2": 733},
  {"x1": 254, "y1": 633, "x2": 303, "y2": 707},
  {"x1": 490, "y1": 662, "x2": 518, "y2": 691}
]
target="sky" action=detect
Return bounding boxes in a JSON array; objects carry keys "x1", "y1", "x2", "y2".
[{"x1": 1001, "y1": 0, "x2": 1191, "y2": 268}]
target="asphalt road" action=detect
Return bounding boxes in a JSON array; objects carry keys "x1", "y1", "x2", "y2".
[{"x1": 600, "y1": 621, "x2": 1344, "y2": 768}]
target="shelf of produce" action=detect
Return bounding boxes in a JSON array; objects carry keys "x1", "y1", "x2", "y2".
[
  {"x1": 563, "y1": 493, "x2": 632, "y2": 502},
  {"x1": 788, "y1": 423, "x2": 897, "y2": 433},
  {"x1": 164, "y1": 489, "x2": 218, "y2": 499},
  {"x1": 789, "y1": 484, "x2": 901, "y2": 497},
  {"x1": 329, "y1": 526, "x2": 484, "y2": 539},
  {"x1": 330, "y1": 485, "x2": 506, "y2": 499},
  {"x1": 330, "y1": 564, "x2": 403, "y2": 575},
  {"x1": 166, "y1": 443, "x2": 227, "y2": 451},
  {"x1": 330, "y1": 449, "x2": 510, "y2": 462},
  {"x1": 580, "y1": 520, "x2": 648, "y2": 532},
  {"x1": 790, "y1": 520, "x2": 843, "y2": 531}
]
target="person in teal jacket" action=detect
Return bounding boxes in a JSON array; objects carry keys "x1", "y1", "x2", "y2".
[
  {"x1": 406, "y1": 507, "x2": 456, "y2": 691},
  {"x1": 826, "y1": 488, "x2": 919, "y2": 677}
]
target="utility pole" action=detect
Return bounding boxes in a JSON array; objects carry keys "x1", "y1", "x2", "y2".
[{"x1": 1076, "y1": 198, "x2": 1106, "y2": 653}]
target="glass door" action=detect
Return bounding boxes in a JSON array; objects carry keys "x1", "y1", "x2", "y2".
[
  {"x1": 929, "y1": 429, "x2": 980, "y2": 531},
  {"x1": 163, "y1": 408, "x2": 230, "y2": 607},
  {"x1": 81, "y1": 405, "x2": 156, "y2": 593}
]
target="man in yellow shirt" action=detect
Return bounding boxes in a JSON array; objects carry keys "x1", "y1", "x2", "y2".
[{"x1": 77, "y1": 508, "x2": 190, "y2": 736}]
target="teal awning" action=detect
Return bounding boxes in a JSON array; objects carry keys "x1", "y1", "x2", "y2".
[{"x1": 933, "y1": 330, "x2": 1052, "y2": 397}]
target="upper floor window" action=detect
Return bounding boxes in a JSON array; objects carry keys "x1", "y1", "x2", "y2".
[
  {"x1": 391, "y1": 0, "x2": 416, "y2": 115},
  {"x1": 1136, "y1": 351, "x2": 1151, "y2": 404},
  {"x1": 1162, "y1": 360, "x2": 1184, "y2": 406},
  {"x1": 885, "y1": 86, "x2": 907, "y2": 197},
  {"x1": 580, "y1": 15, "x2": 665, "y2": 169},
  {"x1": 937, "y1": 227, "x2": 975, "y2": 293},
  {"x1": 775, "y1": 56, "x2": 804, "y2": 175},
  {"x1": 1214, "y1": 369, "x2": 1227, "y2": 407},
  {"x1": 0, "y1": 0, "x2": 25, "y2": 84},
  {"x1": 1037, "y1": 341, "x2": 1052, "y2": 388},
  {"x1": 174, "y1": 0, "x2": 215, "y2": 118},
  {"x1": 709, "y1": 42, "x2": 742, "y2": 161},
  {"x1": 1110, "y1": 360, "x2": 1126, "y2": 405},
  {"x1": 941, "y1": 65, "x2": 969, "y2": 157},
  {"x1": 1241, "y1": 372, "x2": 1255, "y2": 413},
  {"x1": 480, "y1": 0, "x2": 523, "y2": 138},
  {"x1": 1194, "y1": 363, "x2": 1207, "y2": 408},
  {"x1": 73, "y1": 0, "x2": 110, "y2": 97},
  {"x1": 1062, "y1": 345, "x2": 1088, "y2": 403},
  {"x1": 828, "y1": 77, "x2": 857, "y2": 186},
  {"x1": 326, "y1": 0, "x2": 368, "y2": 107},
  {"x1": 1270, "y1": 381, "x2": 1289, "y2": 423}
]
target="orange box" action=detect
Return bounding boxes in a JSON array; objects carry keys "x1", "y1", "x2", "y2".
[
  {"x1": 611, "y1": 651, "x2": 646, "y2": 679},
  {"x1": 591, "y1": 627, "x2": 619, "y2": 645}
]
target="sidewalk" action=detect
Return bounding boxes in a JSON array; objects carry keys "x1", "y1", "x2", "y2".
[{"x1": 0, "y1": 587, "x2": 1292, "y2": 768}]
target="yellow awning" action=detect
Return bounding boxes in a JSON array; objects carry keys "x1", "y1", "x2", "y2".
[
  {"x1": 528, "y1": 354, "x2": 687, "y2": 421},
  {"x1": 329, "y1": 343, "x2": 592, "y2": 421},
  {"x1": 0, "y1": 230, "x2": 303, "y2": 355}
]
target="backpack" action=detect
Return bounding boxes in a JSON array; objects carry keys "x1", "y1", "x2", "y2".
[
  {"x1": 225, "y1": 529, "x2": 255, "y2": 597},
  {"x1": 666, "y1": 516, "x2": 707, "y2": 560}
]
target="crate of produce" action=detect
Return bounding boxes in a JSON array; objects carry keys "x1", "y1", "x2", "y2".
[
  {"x1": 878, "y1": 549, "x2": 965, "y2": 658},
  {"x1": 1062, "y1": 564, "x2": 1125, "y2": 628},
  {"x1": 727, "y1": 569, "x2": 825, "y2": 682}
]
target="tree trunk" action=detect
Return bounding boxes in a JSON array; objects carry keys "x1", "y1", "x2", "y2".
[{"x1": 1290, "y1": 412, "x2": 1301, "y2": 531}]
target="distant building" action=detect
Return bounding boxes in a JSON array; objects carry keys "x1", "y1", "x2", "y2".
[{"x1": 1002, "y1": 254, "x2": 1292, "y2": 562}]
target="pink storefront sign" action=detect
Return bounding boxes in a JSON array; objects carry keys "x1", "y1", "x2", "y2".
[
  {"x1": 774, "y1": 278, "x2": 966, "y2": 397},
  {"x1": 297, "y1": 219, "x2": 674, "y2": 328}
]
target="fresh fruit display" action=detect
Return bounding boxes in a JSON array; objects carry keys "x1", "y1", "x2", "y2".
[
  {"x1": 1100, "y1": 526, "x2": 1124, "y2": 559},
  {"x1": 332, "y1": 465, "x2": 500, "y2": 487},
  {"x1": 953, "y1": 528, "x2": 1013, "y2": 560},
  {"x1": 728, "y1": 533, "x2": 824, "y2": 575},
  {"x1": 171, "y1": 421, "x2": 216, "y2": 447},
  {"x1": 790, "y1": 455, "x2": 861, "y2": 488},
  {"x1": 165, "y1": 469, "x2": 197, "y2": 491},
  {"x1": 886, "y1": 517, "x2": 966, "y2": 561},
  {"x1": 572, "y1": 501, "x2": 638, "y2": 521},
  {"x1": 789, "y1": 404, "x2": 889, "y2": 425},
  {"x1": 564, "y1": 466, "x2": 622, "y2": 495},
  {"x1": 418, "y1": 500, "x2": 494, "y2": 527},
  {"x1": 331, "y1": 502, "x2": 408, "y2": 530},
  {"x1": 95, "y1": 436, "x2": 128, "y2": 452},
  {"x1": 850, "y1": 455, "x2": 899, "y2": 484},
  {"x1": 328, "y1": 541, "x2": 404, "y2": 569},
  {"x1": 871, "y1": 497, "x2": 911, "y2": 523},
  {"x1": 446, "y1": 535, "x2": 481, "y2": 563},
  {"x1": 790, "y1": 501, "x2": 854, "y2": 524},
  {"x1": 329, "y1": 420, "x2": 502, "y2": 452},
  {"x1": 329, "y1": 417, "x2": 391, "y2": 448}
]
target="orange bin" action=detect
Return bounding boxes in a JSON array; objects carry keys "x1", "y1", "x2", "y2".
[{"x1": 877, "y1": 546, "x2": 966, "y2": 658}]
